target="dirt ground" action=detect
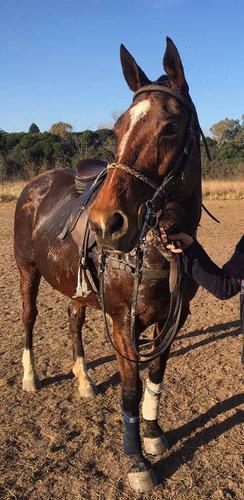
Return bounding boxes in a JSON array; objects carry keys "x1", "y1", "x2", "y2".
[{"x1": 0, "y1": 201, "x2": 243, "y2": 500}]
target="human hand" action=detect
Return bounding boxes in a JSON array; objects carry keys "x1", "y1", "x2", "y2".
[{"x1": 163, "y1": 231, "x2": 194, "y2": 253}]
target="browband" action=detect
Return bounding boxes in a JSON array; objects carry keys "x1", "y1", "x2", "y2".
[{"x1": 133, "y1": 84, "x2": 196, "y2": 113}]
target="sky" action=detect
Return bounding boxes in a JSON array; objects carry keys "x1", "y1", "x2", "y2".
[{"x1": 1, "y1": 0, "x2": 244, "y2": 134}]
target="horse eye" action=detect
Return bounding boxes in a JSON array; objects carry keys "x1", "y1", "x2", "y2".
[{"x1": 162, "y1": 123, "x2": 178, "y2": 136}]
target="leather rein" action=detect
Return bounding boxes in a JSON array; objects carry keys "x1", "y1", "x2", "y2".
[{"x1": 98, "y1": 84, "x2": 210, "y2": 363}]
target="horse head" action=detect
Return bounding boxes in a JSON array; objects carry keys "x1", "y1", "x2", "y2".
[{"x1": 89, "y1": 37, "x2": 201, "y2": 252}]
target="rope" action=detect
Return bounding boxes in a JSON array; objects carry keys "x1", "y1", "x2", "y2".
[{"x1": 107, "y1": 162, "x2": 158, "y2": 190}]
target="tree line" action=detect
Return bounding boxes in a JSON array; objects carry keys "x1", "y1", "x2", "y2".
[{"x1": 0, "y1": 117, "x2": 243, "y2": 182}]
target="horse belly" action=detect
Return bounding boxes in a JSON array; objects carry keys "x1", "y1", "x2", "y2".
[{"x1": 33, "y1": 231, "x2": 79, "y2": 298}]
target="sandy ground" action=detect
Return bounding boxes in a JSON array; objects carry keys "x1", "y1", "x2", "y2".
[{"x1": 0, "y1": 201, "x2": 243, "y2": 500}]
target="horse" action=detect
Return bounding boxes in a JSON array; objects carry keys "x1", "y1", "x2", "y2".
[{"x1": 14, "y1": 37, "x2": 202, "y2": 492}]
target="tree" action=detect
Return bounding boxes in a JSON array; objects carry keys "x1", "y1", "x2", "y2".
[
  {"x1": 232, "y1": 128, "x2": 244, "y2": 148},
  {"x1": 29, "y1": 123, "x2": 40, "y2": 133},
  {"x1": 0, "y1": 154, "x2": 7, "y2": 186},
  {"x1": 49, "y1": 121, "x2": 73, "y2": 139},
  {"x1": 210, "y1": 118, "x2": 241, "y2": 144}
]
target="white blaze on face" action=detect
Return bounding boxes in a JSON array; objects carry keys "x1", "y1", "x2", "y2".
[{"x1": 118, "y1": 99, "x2": 151, "y2": 161}]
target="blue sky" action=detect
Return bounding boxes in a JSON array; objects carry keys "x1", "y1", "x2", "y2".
[{"x1": 1, "y1": 0, "x2": 243, "y2": 134}]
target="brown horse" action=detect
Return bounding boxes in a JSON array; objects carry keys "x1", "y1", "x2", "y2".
[{"x1": 14, "y1": 38, "x2": 202, "y2": 492}]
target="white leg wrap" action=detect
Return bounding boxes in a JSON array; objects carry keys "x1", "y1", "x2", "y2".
[
  {"x1": 72, "y1": 357, "x2": 96, "y2": 397},
  {"x1": 142, "y1": 378, "x2": 163, "y2": 421}
]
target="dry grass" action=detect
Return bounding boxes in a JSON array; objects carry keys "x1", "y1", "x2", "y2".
[
  {"x1": 0, "y1": 181, "x2": 25, "y2": 202},
  {"x1": 1, "y1": 178, "x2": 244, "y2": 203},
  {"x1": 202, "y1": 178, "x2": 244, "y2": 200}
]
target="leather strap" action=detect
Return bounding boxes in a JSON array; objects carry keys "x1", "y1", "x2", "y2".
[{"x1": 133, "y1": 84, "x2": 196, "y2": 113}]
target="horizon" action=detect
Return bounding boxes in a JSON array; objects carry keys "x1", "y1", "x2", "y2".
[{"x1": 1, "y1": 0, "x2": 244, "y2": 135}]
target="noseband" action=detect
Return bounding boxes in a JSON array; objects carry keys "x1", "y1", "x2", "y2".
[{"x1": 99, "y1": 85, "x2": 211, "y2": 363}]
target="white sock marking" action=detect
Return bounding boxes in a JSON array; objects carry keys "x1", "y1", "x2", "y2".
[
  {"x1": 22, "y1": 348, "x2": 35, "y2": 380},
  {"x1": 73, "y1": 356, "x2": 89, "y2": 379},
  {"x1": 72, "y1": 356, "x2": 95, "y2": 396}
]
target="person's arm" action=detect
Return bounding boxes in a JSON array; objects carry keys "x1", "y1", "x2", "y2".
[
  {"x1": 185, "y1": 239, "x2": 240, "y2": 299},
  {"x1": 164, "y1": 232, "x2": 241, "y2": 300}
]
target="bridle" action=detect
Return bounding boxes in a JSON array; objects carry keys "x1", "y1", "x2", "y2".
[
  {"x1": 108, "y1": 84, "x2": 211, "y2": 204},
  {"x1": 98, "y1": 84, "x2": 212, "y2": 363}
]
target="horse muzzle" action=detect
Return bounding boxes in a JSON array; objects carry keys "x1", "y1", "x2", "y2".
[{"x1": 89, "y1": 208, "x2": 138, "y2": 252}]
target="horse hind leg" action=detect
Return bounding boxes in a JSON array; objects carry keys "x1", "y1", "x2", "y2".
[
  {"x1": 19, "y1": 263, "x2": 41, "y2": 392},
  {"x1": 68, "y1": 302, "x2": 96, "y2": 398}
]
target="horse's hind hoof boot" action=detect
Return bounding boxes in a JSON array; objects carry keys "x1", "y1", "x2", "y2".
[
  {"x1": 143, "y1": 434, "x2": 169, "y2": 455},
  {"x1": 128, "y1": 468, "x2": 157, "y2": 492}
]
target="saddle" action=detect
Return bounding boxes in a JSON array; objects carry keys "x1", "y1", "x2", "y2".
[
  {"x1": 59, "y1": 159, "x2": 107, "y2": 243},
  {"x1": 58, "y1": 159, "x2": 108, "y2": 298},
  {"x1": 75, "y1": 159, "x2": 108, "y2": 192}
]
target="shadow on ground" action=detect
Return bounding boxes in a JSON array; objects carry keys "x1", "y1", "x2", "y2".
[{"x1": 155, "y1": 392, "x2": 244, "y2": 483}]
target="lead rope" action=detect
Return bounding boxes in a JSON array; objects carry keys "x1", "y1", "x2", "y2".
[{"x1": 199, "y1": 126, "x2": 221, "y2": 224}]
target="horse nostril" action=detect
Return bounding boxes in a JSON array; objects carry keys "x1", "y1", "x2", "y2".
[{"x1": 108, "y1": 212, "x2": 125, "y2": 235}]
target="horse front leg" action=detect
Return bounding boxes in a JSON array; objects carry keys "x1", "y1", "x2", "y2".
[
  {"x1": 113, "y1": 320, "x2": 157, "y2": 493},
  {"x1": 142, "y1": 323, "x2": 170, "y2": 456},
  {"x1": 142, "y1": 306, "x2": 190, "y2": 455}
]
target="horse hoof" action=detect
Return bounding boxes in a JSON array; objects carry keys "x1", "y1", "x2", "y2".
[
  {"x1": 22, "y1": 376, "x2": 40, "y2": 392},
  {"x1": 128, "y1": 468, "x2": 157, "y2": 492},
  {"x1": 78, "y1": 382, "x2": 97, "y2": 398},
  {"x1": 143, "y1": 435, "x2": 169, "y2": 455}
]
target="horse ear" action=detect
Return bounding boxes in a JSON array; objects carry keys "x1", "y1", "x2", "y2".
[
  {"x1": 120, "y1": 44, "x2": 150, "y2": 92},
  {"x1": 163, "y1": 37, "x2": 189, "y2": 93}
]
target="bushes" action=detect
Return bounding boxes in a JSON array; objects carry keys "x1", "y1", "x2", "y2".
[
  {"x1": 0, "y1": 126, "x2": 243, "y2": 181},
  {"x1": 0, "y1": 128, "x2": 117, "y2": 181},
  {"x1": 201, "y1": 137, "x2": 243, "y2": 178}
]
